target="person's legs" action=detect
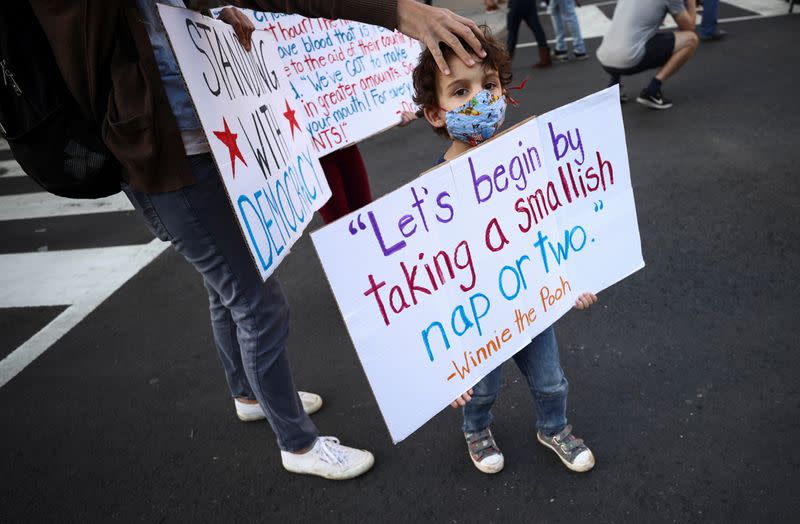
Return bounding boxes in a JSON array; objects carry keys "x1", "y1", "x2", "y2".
[
  {"x1": 462, "y1": 366, "x2": 504, "y2": 473},
  {"x1": 462, "y1": 367, "x2": 503, "y2": 434},
  {"x1": 123, "y1": 154, "x2": 317, "y2": 452},
  {"x1": 512, "y1": 326, "x2": 595, "y2": 471},
  {"x1": 549, "y1": 0, "x2": 568, "y2": 54},
  {"x1": 561, "y1": 0, "x2": 586, "y2": 55},
  {"x1": 630, "y1": 31, "x2": 695, "y2": 108},
  {"x1": 506, "y1": 0, "x2": 524, "y2": 57},
  {"x1": 654, "y1": 31, "x2": 699, "y2": 83},
  {"x1": 522, "y1": 0, "x2": 549, "y2": 49},
  {"x1": 511, "y1": 325, "x2": 568, "y2": 436},
  {"x1": 520, "y1": 1, "x2": 551, "y2": 67},
  {"x1": 205, "y1": 281, "x2": 253, "y2": 399},
  {"x1": 601, "y1": 66, "x2": 626, "y2": 102},
  {"x1": 336, "y1": 145, "x2": 373, "y2": 214},
  {"x1": 700, "y1": 0, "x2": 720, "y2": 38},
  {"x1": 318, "y1": 151, "x2": 350, "y2": 224}
]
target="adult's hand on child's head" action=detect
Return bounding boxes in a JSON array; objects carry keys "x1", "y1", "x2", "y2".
[
  {"x1": 450, "y1": 388, "x2": 474, "y2": 409},
  {"x1": 217, "y1": 7, "x2": 255, "y2": 51},
  {"x1": 396, "y1": 0, "x2": 487, "y2": 76},
  {"x1": 574, "y1": 292, "x2": 598, "y2": 310}
]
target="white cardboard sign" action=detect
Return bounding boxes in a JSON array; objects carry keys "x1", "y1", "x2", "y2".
[
  {"x1": 211, "y1": 7, "x2": 421, "y2": 156},
  {"x1": 312, "y1": 86, "x2": 645, "y2": 443},
  {"x1": 159, "y1": 5, "x2": 332, "y2": 281}
]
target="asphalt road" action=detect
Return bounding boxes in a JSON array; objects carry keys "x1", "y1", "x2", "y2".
[{"x1": 2, "y1": 8, "x2": 799, "y2": 524}]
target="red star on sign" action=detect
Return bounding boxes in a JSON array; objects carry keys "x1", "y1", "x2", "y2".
[
  {"x1": 212, "y1": 117, "x2": 247, "y2": 178},
  {"x1": 283, "y1": 99, "x2": 301, "y2": 139}
]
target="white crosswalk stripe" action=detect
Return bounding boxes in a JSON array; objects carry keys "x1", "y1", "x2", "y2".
[
  {"x1": 0, "y1": 240, "x2": 168, "y2": 387},
  {"x1": 0, "y1": 162, "x2": 25, "y2": 178},
  {"x1": 0, "y1": 191, "x2": 133, "y2": 221},
  {"x1": 0, "y1": 141, "x2": 25, "y2": 178},
  {"x1": 574, "y1": 5, "x2": 613, "y2": 40},
  {"x1": 723, "y1": 0, "x2": 793, "y2": 15},
  {"x1": 0, "y1": 139, "x2": 167, "y2": 387}
]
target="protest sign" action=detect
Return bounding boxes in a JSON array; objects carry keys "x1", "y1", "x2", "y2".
[
  {"x1": 158, "y1": 5, "x2": 331, "y2": 281},
  {"x1": 210, "y1": 7, "x2": 420, "y2": 155},
  {"x1": 312, "y1": 86, "x2": 645, "y2": 443}
]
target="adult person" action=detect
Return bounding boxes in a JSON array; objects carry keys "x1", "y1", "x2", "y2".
[
  {"x1": 597, "y1": 0, "x2": 699, "y2": 109},
  {"x1": 699, "y1": 0, "x2": 727, "y2": 41},
  {"x1": 28, "y1": 0, "x2": 487, "y2": 480},
  {"x1": 507, "y1": 0, "x2": 552, "y2": 68}
]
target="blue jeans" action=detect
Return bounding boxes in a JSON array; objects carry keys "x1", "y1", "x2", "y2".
[
  {"x1": 123, "y1": 153, "x2": 318, "y2": 452},
  {"x1": 700, "y1": 0, "x2": 719, "y2": 38},
  {"x1": 549, "y1": 0, "x2": 585, "y2": 54},
  {"x1": 463, "y1": 325, "x2": 568, "y2": 436}
]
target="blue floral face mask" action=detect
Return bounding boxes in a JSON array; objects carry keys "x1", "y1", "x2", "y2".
[{"x1": 444, "y1": 90, "x2": 507, "y2": 146}]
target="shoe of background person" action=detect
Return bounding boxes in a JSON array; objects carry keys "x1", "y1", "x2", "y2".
[
  {"x1": 553, "y1": 49, "x2": 570, "y2": 62},
  {"x1": 636, "y1": 89, "x2": 673, "y2": 109},
  {"x1": 536, "y1": 425, "x2": 595, "y2": 472},
  {"x1": 618, "y1": 79, "x2": 628, "y2": 103},
  {"x1": 235, "y1": 391, "x2": 323, "y2": 421},
  {"x1": 700, "y1": 29, "x2": 727, "y2": 41},
  {"x1": 281, "y1": 436, "x2": 375, "y2": 480},
  {"x1": 533, "y1": 47, "x2": 552, "y2": 68},
  {"x1": 465, "y1": 428, "x2": 505, "y2": 474},
  {"x1": 574, "y1": 51, "x2": 588, "y2": 61}
]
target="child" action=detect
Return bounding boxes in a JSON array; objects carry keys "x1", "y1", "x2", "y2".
[
  {"x1": 548, "y1": 0, "x2": 587, "y2": 61},
  {"x1": 411, "y1": 27, "x2": 598, "y2": 475}
]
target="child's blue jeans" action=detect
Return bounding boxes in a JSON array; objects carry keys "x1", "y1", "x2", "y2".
[
  {"x1": 462, "y1": 325, "x2": 568, "y2": 437},
  {"x1": 549, "y1": 0, "x2": 586, "y2": 54}
]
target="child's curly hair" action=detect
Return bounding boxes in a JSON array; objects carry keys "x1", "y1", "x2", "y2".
[{"x1": 412, "y1": 25, "x2": 513, "y2": 137}]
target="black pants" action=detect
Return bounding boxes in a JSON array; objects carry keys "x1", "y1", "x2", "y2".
[
  {"x1": 507, "y1": 0, "x2": 548, "y2": 56},
  {"x1": 602, "y1": 32, "x2": 676, "y2": 86}
]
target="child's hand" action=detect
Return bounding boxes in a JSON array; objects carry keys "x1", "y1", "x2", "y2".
[
  {"x1": 450, "y1": 389, "x2": 474, "y2": 408},
  {"x1": 573, "y1": 292, "x2": 598, "y2": 310}
]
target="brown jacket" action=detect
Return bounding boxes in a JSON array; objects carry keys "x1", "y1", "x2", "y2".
[{"x1": 30, "y1": 0, "x2": 398, "y2": 194}]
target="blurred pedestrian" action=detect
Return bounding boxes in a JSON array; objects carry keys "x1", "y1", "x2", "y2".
[
  {"x1": 507, "y1": 0, "x2": 552, "y2": 68},
  {"x1": 699, "y1": 0, "x2": 727, "y2": 41},
  {"x1": 597, "y1": 0, "x2": 699, "y2": 109},
  {"x1": 548, "y1": 0, "x2": 587, "y2": 61},
  {"x1": 317, "y1": 145, "x2": 372, "y2": 224}
]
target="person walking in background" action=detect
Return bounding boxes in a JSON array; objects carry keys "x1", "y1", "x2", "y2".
[
  {"x1": 548, "y1": 0, "x2": 587, "y2": 61},
  {"x1": 699, "y1": 0, "x2": 727, "y2": 41},
  {"x1": 506, "y1": 0, "x2": 552, "y2": 68},
  {"x1": 597, "y1": 0, "x2": 699, "y2": 109}
]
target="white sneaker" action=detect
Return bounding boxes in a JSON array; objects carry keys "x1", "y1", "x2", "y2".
[
  {"x1": 235, "y1": 391, "x2": 323, "y2": 421},
  {"x1": 298, "y1": 391, "x2": 323, "y2": 414},
  {"x1": 281, "y1": 436, "x2": 375, "y2": 480}
]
